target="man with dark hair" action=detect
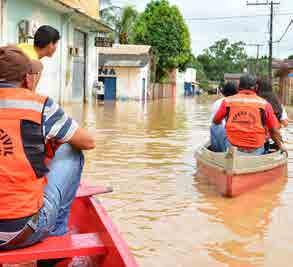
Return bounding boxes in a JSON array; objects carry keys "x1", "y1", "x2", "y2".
[
  {"x1": 18, "y1": 25, "x2": 60, "y2": 60},
  {"x1": 210, "y1": 82, "x2": 238, "y2": 152},
  {"x1": 213, "y1": 74, "x2": 286, "y2": 155},
  {"x1": 17, "y1": 25, "x2": 60, "y2": 89},
  {"x1": 0, "y1": 46, "x2": 95, "y2": 250}
]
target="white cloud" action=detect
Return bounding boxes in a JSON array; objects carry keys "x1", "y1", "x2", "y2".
[{"x1": 111, "y1": 0, "x2": 293, "y2": 58}]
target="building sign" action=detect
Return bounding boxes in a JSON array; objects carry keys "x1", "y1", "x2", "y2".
[
  {"x1": 99, "y1": 68, "x2": 116, "y2": 76},
  {"x1": 95, "y1": 36, "x2": 113, "y2": 47}
]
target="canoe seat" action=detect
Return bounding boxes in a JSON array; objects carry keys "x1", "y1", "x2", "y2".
[{"x1": 0, "y1": 233, "x2": 107, "y2": 264}]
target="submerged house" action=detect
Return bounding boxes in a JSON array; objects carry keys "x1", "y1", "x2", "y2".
[{"x1": 98, "y1": 44, "x2": 153, "y2": 101}]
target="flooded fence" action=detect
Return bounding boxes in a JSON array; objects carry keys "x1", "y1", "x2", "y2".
[
  {"x1": 278, "y1": 78, "x2": 293, "y2": 105},
  {"x1": 148, "y1": 83, "x2": 176, "y2": 100}
]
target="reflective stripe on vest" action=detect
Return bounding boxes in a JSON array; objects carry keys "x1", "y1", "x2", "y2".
[
  {"x1": 0, "y1": 100, "x2": 43, "y2": 112},
  {"x1": 225, "y1": 93, "x2": 267, "y2": 149},
  {"x1": 225, "y1": 97, "x2": 267, "y2": 105},
  {"x1": 0, "y1": 88, "x2": 46, "y2": 124},
  {"x1": 0, "y1": 88, "x2": 48, "y2": 219}
]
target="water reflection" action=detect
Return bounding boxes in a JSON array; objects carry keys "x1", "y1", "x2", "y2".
[
  {"x1": 195, "y1": 173, "x2": 287, "y2": 266},
  {"x1": 63, "y1": 98, "x2": 293, "y2": 267}
]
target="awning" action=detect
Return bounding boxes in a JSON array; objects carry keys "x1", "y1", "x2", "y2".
[
  {"x1": 33, "y1": 0, "x2": 112, "y2": 33},
  {"x1": 99, "y1": 54, "x2": 149, "y2": 68},
  {"x1": 101, "y1": 60, "x2": 148, "y2": 68}
]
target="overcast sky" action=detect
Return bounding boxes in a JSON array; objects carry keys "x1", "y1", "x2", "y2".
[{"x1": 104, "y1": 0, "x2": 293, "y2": 59}]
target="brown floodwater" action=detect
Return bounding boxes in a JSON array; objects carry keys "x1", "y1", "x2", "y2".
[{"x1": 64, "y1": 98, "x2": 293, "y2": 267}]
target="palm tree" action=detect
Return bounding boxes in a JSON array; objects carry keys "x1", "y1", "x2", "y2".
[
  {"x1": 100, "y1": 2, "x2": 138, "y2": 44},
  {"x1": 117, "y1": 6, "x2": 138, "y2": 44}
]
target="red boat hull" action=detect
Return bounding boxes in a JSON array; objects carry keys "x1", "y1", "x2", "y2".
[
  {"x1": 197, "y1": 160, "x2": 288, "y2": 197},
  {"x1": 0, "y1": 185, "x2": 138, "y2": 267}
]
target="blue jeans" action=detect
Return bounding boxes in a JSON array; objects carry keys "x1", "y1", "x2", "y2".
[
  {"x1": 210, "y1": 123, "x2": 265, "y2": 155},
  {"x1": 4, "y1": 144, "x2": 84, "y2": 249},
  {"x1": 210, "y1": 123, "x2": 230, "y2": 152}
]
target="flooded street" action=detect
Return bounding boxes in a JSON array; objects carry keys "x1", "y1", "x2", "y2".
[{"x1": 65, "y1": 98, "x2": 293, "y2": 267}]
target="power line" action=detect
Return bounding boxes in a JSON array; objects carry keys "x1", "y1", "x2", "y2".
[
  {"x1": 245, "y1": 44, "x2": 265, "y2": 74},
  {"x1": 185, "y1": 12, "x2": 293, "y2": 21},
  {"x1": 247, "y1": 1, "x2": 280, "y2": 83},
  {"x1": 274, "y1": 19, "x2": 293, "y2": 43}
]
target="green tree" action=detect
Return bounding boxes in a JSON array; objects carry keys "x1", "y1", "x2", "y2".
[
  {"x1": 131, "y1": 0, "x2": 192, "y2": 82},
  {"x1": 197, "y1": 39, "x2": 248, "y2": 81},
  {"x1": 288, "y1": 55, "x2": 293, "y2": 60},
  {"x1": 247, "y1": 56, "x2": 269, "y2": 77},
  {"x1": 100, "y1": 4, "x2": 138, "y2": 44},
  {"x1": 199, "y1": 80, "x2": 210, "y2": 91}
]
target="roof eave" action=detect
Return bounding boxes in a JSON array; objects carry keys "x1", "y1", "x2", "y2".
[{"x1": 33, "y1": 0, "x2": 113, "y2": 33}]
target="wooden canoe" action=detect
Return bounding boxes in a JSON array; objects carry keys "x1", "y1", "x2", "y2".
[
  {"x1": 0, "y1": 185, "x2": 138, "y2": 267},
  {"x1": 195, "y1": 143, "x2": 288, "y2": 197}
]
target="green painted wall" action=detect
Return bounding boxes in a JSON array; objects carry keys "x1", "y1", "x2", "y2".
[
  {"x1": 6, "y1": 0, "x2": 63, "y2": 101},
  {"x1": 6, "y1": 0, "x2": 62, "y2": 43},
  {"x1": 5, "y1": 0, "x2": 98, "y2": 103}
]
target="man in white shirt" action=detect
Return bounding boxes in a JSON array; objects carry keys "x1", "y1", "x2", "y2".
[{"x1": 210, "y1": 82, "x2": 238, "y2": 152}]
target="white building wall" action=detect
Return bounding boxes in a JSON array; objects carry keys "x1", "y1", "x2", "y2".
[
  {"x1": 184, "y1": 68, "x2": 197, "y2": 83},
  {"x1": 0, "y1": 0, "x2": 4, "y2": 45},
  {"x1": 139, "y1": 64, "x2": 149, "y2": 101},
  {"x1": 86, "y1": 33, "x2": 98, "y2": 102},
  {"x1": 4, "y1": 0, "x2": 63, "y2": 102},
  {"x1": 2, "y1": 0, "x2": 99, "y2": 104},
  {"x1": 176, "y1": 68, "x2": 197, "y2": 97},
  {"x1": 58, "y1": 19, "x2": 70, "y2": 104},
  {"x1": 115, "y1": 67, "x2": 145, "y2": 100},
  {"x1": 176, "y1": 70, "x2": 185, "y2": 97},
  {"x1": 59, "y1": 23, "x2": 98, "y2": 104}
]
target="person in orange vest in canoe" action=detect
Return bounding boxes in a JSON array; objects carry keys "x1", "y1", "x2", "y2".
[
  {"x1": 0, "y1": 46, "x2": 95, "y2": 250},
  {"x1": 213, "y1": 74, "x2": 287, "y2": 155}
]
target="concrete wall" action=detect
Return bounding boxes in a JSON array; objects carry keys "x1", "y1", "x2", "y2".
[
  {"x1": 3, "y1": 0, "x2": 99, "y2": 104},
  {"x1": 115, "y1": 65, "x2": 149, "y2": 101},
  {"x1": 176, "y1": 70, "x2": 185, "y2": 97},
  {"x1": 176, "y1": 68, "x2": 197, "y2": 97},
  {"x1": 184, "y1": 68, "x2": 197, "y2": 83},
  {"x1": 62, "y1": 23, "x2": 98, "y2": 103},
  {"x1": 5, "y1": 0, "x2": 63, "y2": 101},
  {"x1": 0, "y1": 0, "x2": 3, "y2": 44},
  {"x1": 86, "y1": 33, "x2": 98, "y2": 102}
]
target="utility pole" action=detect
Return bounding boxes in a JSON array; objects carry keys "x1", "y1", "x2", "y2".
[
  {"x1": 245, "y1": 43, "x2": 264, "y2": 75},
  {"x1": 247, "y1": 1, "x2": 280, "y2": 84}
]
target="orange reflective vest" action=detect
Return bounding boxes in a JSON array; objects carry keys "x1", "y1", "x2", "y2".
[
  {"x1": 0, "y1": 88, "x2": 48, "y2": 219},
  {"x1": 225, "y1": 93, "x2": 267, "y2": 149}
]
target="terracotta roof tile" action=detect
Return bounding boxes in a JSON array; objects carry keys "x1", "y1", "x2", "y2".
[{"x1": 272, "y1": 59, "x2": 293, "y2": 69}]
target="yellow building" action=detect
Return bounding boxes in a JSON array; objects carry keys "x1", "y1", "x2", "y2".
[{"x1": 59, "y1": 0, "x2": 100, "y2": 19}]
